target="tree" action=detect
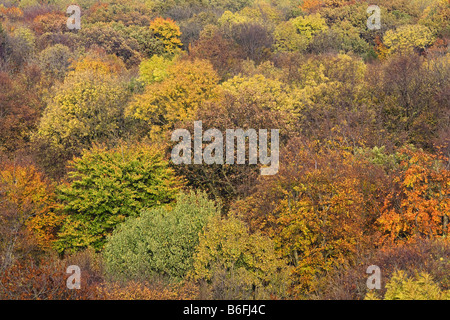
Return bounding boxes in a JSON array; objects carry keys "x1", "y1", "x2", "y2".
[
  {"x1": 232, "y1": 137, "x2": 388, "y2": 296},
  {"x1": 138, "y1": 55, "x2": 175, "y2": 85},
  {"x1": 374, "y1": 53, "x2": 450, "y2": 149},
  {"x1": 38, "y1": 44, "x2": 73, "y2": 82},
  {"x1": 274, "y1": 13, "x2": 328, "y2": 53},
  {"x1": 0, "y1": 72, "x2": 41, "y2": 153},
  {"x1": 126, "y1": 58, "x2": 220, "y2": 136},
  {"x1": 31, "y1": 11, "x2": 66, "y2": 35},
  {"x1": 33, "y1": 58, "x2": 133, "y2": 177},
  {"x1": 192, "y1": 214, "x2": 292, "y2": 299},
  {"x1": 172, "y1": 79, "x2": 293, "y2": 208},
  {"x1": 383, "y1": 24, "x2": 435, "y2": 55},
  {"x1": 55, "y1": 143, "x2": 183, "y2": 253},
  {"x1": 104, "y1": 191, "x2": 219, "y2": 281},
  {"x1": 80, "y1": 23, "x2": 142, "y2": 67},
  {"x1": 189, "y1": 26, "x2": 243, "y2": 80},
  {"x1": 366, "y1": 270, "x2": 450, "y2": 300},
  {"x1": 220, "y1": 74, "x2": 299, "y2": 115},
  {"x1": 231, "y1": 22, "x2": 273, "y2": 64},
  {"x1": 149, "y1": 17, "x2": 183, "y2": 55},
  {"x1": 0, "y1": 163, "x2": 61, "y2": 269},
  {"x1": 378, "y1": 146, "x2": 450, "y2": 244}
]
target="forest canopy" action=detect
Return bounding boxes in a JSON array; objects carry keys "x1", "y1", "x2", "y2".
[{"x1": 0, "y1": 0, "x2": 449, "y2": 300}]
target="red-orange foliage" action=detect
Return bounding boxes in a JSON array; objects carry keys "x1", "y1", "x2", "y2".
[
  {"x1": 0, "y1": 6, "x2": 23, "y2": 21},
  {"x1": 233, "y1": 137, "x2": 388, "y2": 295},
  {"x1": 0, "y1": 163, "x2": 62, "y2": 254},
  {"x1": 378, "y1": 147, "x2": 450, "y2": 244},
  {"x1": 32, "y1": 12, "x2": 66, "y2": 35},
  {"x1": 189, "y1": 29, "x2": 243, "y2": 79},
  {"x1": 0, "y1": 257, "x2": 100, "y2": 299}
]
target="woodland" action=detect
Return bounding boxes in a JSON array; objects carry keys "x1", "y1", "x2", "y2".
[{"x1": 0, "y1": 0, "x2": 449, "y2": 300}]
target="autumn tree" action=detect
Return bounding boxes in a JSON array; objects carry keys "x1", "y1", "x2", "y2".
[
  {"x1": 80, "y1": 23, "x2": 142, "y2": 67},
  {"x1": 378, "y1": 146, "x2": 450, "y2": 244},
  {"x1": 33, "y1": 56, "x2": 133, "y2": 178},
  {"x1": 126, "y1": 58, "x2": 220, "y2": 137},
  {"x1": 372, "y1": 53, "x2": 450, "y2": 149},
  {"x1": 189, "y1": 26, "x2": 243, "y2": 79},
  {"x1": 55, "y1": 143, "x2": 183, "y2": 254},
  {"x1": 274, "y1": 13, "x2": 328, "y2": 53},
  {"x1": 149, "y1": 17, "x2": 183, "y2": 55},
  {"x1": 231, "y1": 22, "x2": 273, "y2": 64},
  {"x1": 0, "y1": 72, "x2": 41, "y2": 153},
  {"x1": 366, "y1": 270, "x2": 450, "y2": 300},
  {"x1": 232, "y1": 137, "x2": 388, "y2": 296},
  {"x1": 383, "y1": 24, "x2": 435, "y2": 55},
  {"x1": 38, "y1": 44, "x2": 73, "y2": 82},
  {"x1": 192, "y1": 214, "x2": 292, "y2": 299},
  {"x1": 172, "y1": 75, "x2": 294, "y2": 207},
  {"x1": 0, "y1": 163, "x2": 61, "y2": 270}
]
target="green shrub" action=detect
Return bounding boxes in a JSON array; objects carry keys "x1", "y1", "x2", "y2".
[{"x1": 104, "y1": 191, "x2": 220, "y2": 281}]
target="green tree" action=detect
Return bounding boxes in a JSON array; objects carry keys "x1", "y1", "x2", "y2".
[
  {"x1": 55, "y1": 143, "x2": 183, "y2": 253},
  {"x1": 138, "y1": 55, "x2": 175, "y2": 85},
  {"x1": 104, "y1": 191, "x2": 219, "y2": 281}
]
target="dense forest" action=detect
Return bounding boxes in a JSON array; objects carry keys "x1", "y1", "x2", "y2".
[{"x1": 0, "y1": 0, "x2": 449, "y2": 300}]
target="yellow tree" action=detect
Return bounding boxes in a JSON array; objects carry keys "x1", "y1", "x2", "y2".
[
  {"x1": 383, "y1": 24, "x2": 435, "y2": 55},
  {"x1": 126, "y1": 59, "x2": 220, "y2": 136},
  {"x1": 150, "y1": 17, "x2": 182, "y2": 55}
]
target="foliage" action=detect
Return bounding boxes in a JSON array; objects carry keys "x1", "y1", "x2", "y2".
[
  {"x1": 98, "y1": 279, "x2": 199, "y2": 300},
  {"x1": 0, "y1": 256, "x2": 101, "y2": 300},
  {"x1": 384, "y1": 24, "x2": 435, "y2": 54},
  {"x1": 126, "y1": 58, "x2": 219, "y2": 136},
  {"x1": 0, "y1": 164, "x2": 61, "y2": 267},
  {"x1": 192, "y1": 214, "x2": 292, "y2": 299},
  {"x1": 0, "y1": 72, "x2": 41, "y2": 153},
  {"x1": 149, "y1": 17, "x2": 183, "y2": 55},
  {"x1": 103, "y1": 191, "x2": 220, "y2": 281},
  {"x1": 366, "y1": 270, "x2": 450, "y2": 300},
  {"x1": 188, "y1": 26, "x2": 242, "y2": 79},
  {"x1": 80, "y1": 23, "x2": 142, "y2": 67},
  {"x1": 378, "y1": 147, "x2": 450, "y2": 244},
  {"x1": 138, "y1": 54, "x2": 175, "y2": 85},
  {"x1": 1, "y1": 0, "x2": 449, "y2": 300},
  {"x1": 55, "y1": 143, "x2": 182, "y2": 253},
  {"x1": 274, "y1": 13, "x2": 327, "y2": 53},
  {"x1": 38, "y1": 44, "x2": 73, "y2": 81},
  {"x1": 312, "y1": 238, "x2": 449, "y2": 300},
  {"x1": 34, "y1": 59, "x2": 132, "y2": 176},
  {"x1": 233, "y1": 138, "x2": 388, "y2": 296}
]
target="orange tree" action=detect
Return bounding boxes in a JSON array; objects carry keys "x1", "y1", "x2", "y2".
[
  {"x1": 0, "y1": 163, "x2": 61, "y2": 264},
  {"x1": 232, "y1": 137, "x2": 388, "y2": 296},
  {"x1": 378, "y1": 146, "x2": 450, "y2": 244}
]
